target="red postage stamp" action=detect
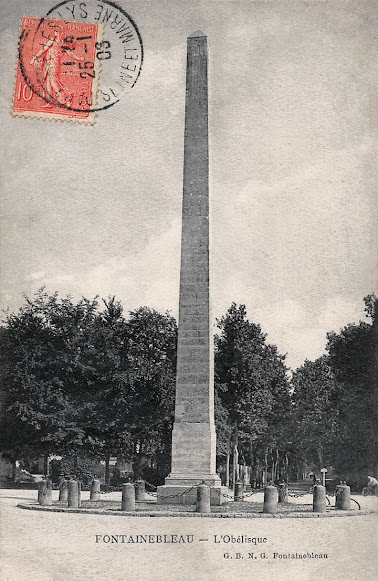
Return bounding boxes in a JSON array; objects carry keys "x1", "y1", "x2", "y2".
[{"x1": 13, "y1": 17, "x2": 102, "y2": 123}]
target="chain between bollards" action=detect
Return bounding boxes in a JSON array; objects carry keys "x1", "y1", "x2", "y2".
[
  {"x1": 157, "y1": 485, "x2": 198, "y2": 500},
  {"x1": 38, "y1": 477, "x2": 361, "y2": 514},
  {"x1": 37, "y1": 478, "x2": 363, "y2": 515},
  {"x1": 144, "y1": 480, "x2": 158, "y2": 491}
]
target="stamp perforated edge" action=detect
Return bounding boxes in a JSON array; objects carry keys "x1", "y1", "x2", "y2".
[{"x1": 11, "y1": 16, "x2": 103, "y2": 125}]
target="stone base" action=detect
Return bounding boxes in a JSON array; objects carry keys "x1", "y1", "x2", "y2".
[
  {"x1": 164, "y1": 473, "x2": 221, "y2": 486},
  {"x1": 157, "y1": 484, "x2": 222, "y2": 505},
  {"x1": 157, "y1": 474, "x2": 222, "y2": 505}
]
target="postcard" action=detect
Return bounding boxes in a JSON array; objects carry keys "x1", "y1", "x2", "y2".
[{"x1": 1, "y1": 1, "x2": 377, "y2": 580}]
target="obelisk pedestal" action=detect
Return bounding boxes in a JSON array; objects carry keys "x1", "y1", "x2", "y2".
[{"x1": 157, "y1": 32, "x2": 221, "y2": 505}]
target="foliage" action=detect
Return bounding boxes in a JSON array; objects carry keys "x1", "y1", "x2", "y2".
[
  {"x1": 214, "y1": 303, "x2": 291, "y2": 482},
  {"x1": 107, "y1": 306, "x2": 177, "y2": 479},
  {"x1": 0, "y1": 290, "x2": 177, "y2": 481},
  {"x1": 214, "y1": 390, "x2": 232, "y2": 456},
  {"x1": 291, "y1": 356, "x2": 339, "y2": 471},
  {"x1": 2, "y1": 288, "x2": 375, "y2": 488},
  {"x1": 324, "y1": 294, "x2": 378, "y2": 484},
  {"x1": 0, "y1": 290, "x2": 100, "y2": 459},
  {"x1": 290, "y1": 294, "x2": 378, "y2": 487},
  {"x1": 49, "y1": 456, "x2": 105, "y2": 485}
]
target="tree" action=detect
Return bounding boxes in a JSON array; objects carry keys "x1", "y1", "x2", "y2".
[
  {"x1": 290, "y1": 294, "x2": 378, "y2": 487},
  {"x1": 0, "y1": 290, "x2": 103, "y2": 473},
  {"x1": 69, "y1": 295, "x2": 132, "y2": 484},
  {"x1": 0, "y1": 291, "x2": 178, "y2": 484},
  {"x1": 291, "y1": 356, "x2": 339, "y2": 474},
  {"x1": 214, "y1": 303, "x2": 291, "y2": 485},
  {"x1": 325, "y1": 294, "x2": 378, "y2": 485},
  {"x1": 120, "y1": 307, "x2": 177, "y2": 480}
]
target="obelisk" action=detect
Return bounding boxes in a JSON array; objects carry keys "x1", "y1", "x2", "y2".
[{"x1": 157, "y1": 32, "x2": 221, "y2": 505}]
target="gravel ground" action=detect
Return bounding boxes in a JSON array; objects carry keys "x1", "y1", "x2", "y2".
[{"x1": 1, "y1": 489, "x2": 377, "y2": 581}]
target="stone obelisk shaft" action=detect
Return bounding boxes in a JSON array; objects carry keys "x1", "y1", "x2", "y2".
[{"x1": 158, "y1": 32, "x2": 221, "y2": 504}]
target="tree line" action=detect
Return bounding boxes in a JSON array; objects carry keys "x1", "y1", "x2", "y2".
[
  {"x1": 291, "y1": 294, "x2": 377, "y2": 488},
  {"x1": 0, "y1": 289, "x2": 376, "y2": 489}
]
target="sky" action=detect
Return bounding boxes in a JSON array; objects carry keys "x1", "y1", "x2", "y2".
[{"x1": 0, "y1": 0, "x2": 377, "y2": 370}]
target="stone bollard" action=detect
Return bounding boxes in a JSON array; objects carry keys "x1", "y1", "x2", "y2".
[
  {"x1": 68, "y1": 480, "x2": 80, "y2": 508},
  {"x1": 278, "y1": 483, "x2": 288, "y2": 504},
  {"x1": 313, "y1": 484, "x2": 326, "y2": 513},
  {"x1": 121, "y1": 483, "x2": 135, "y2": 511},
  {"x1": 196, "y1": 482, "x2": 211, "y2": 513},
  {"x1": 335, "y1": 484, "x2": 342, "y2": 508},
  {"x1": 263, "y1": 486, "x2": 278, "y2": 514},
  {"x1": 38, "y1": 480, "x2": 52, "y2": 506},
  {"x1": 90, "y1": 479, "x2": 101, "y2": 501},
  {"x1": 59, "y1": 480, "x2": 69, "y2": 502},
  {"x1": 135, "y1": 478, "x2": 146, "y2": 502},
  {"x1": 37, "y1": 480, "x2": 45, "y2": 504},
  {"x1": 234, "y1": 481, "x2": 244, "y2": 502},
  {"x1": 336, "y1": 484, "x2": 350, "y2": 510}
]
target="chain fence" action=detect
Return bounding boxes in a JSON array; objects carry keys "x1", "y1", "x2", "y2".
[
  {"x1": 350, "y1": 498, "x2": 361, "y2": 510},
  {"x1": 95, "y1": 479, "x2": 361, "y2": 509},
  {"x1": 155, "y1": 485, "x2": 198, "y2": 500},
  {"x1": 219, "y1": 491, "x2": 234, "y2": 499},
  {"x1": 287, "y1": 487, "x2": 314, "y2": 498},
  {"x1": 142, "y1": 480, "x2": 201, "y2": 500},
  {"x1": 144, "y1": 480, "x2": 157, "y2": 490},
  {"x1": 145, "y1": 483, "x2": 317, "y2": 502}
]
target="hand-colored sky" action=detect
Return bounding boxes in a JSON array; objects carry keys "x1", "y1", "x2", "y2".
[{"x1": 1, "y1": 0, "x2": 376, "y2": 370}]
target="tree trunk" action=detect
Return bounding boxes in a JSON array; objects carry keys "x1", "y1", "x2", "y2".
[
  {"x1": 271, "y1": 452, "x2": 275, "y2": 484},
  {"x1": 105, "y1": 453, "x2": 111, "y2": 487},
  {"x1": 242, "y1": 463, "x2": 250, "y2": 487},
  {"x1": 225, "y1": 452, "x2": 230, "y2": 488},
  {"x1": 12, "y1": 459, "x2": 17, "y2": 483},
  {"x1": 233, "y1": 445, "x2": 239, "y2": 486},
  {"x1": 43, "y1": 454, "x2": 50, "y2": 477},
  {"x1": 249, "y1": 440, "x2": 254, "y2": 488},
  {"x1": 255, "y1": 457, "x2": 260, "y2": 488},
  {"x1": 263, "y1": 449, "x2": 268, "y2": 486},
  {"x1": 232, "y1": 425, "x2": 239, "y2": 486},
  {"x1": 272, "y1": 448, "x2": 279, "y2": 484},
  {"x1": 284, "y1": 453, "x2": 289, "y2": 483},
  {"x1": 318, "y1": 447, "x2": 324, "y2": 472}
]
